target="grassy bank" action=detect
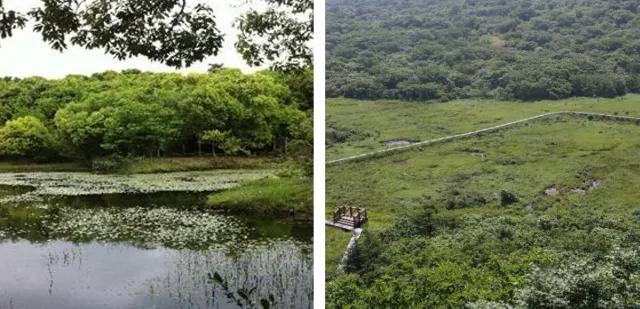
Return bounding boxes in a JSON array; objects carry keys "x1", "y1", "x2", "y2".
[
  {"x1": 0, "y1": 161, "x2": 89, "y2": 173},
  {"x1": 124, "y1": 156, "x2": 277, "y2": 174},
  {"x1": 326, "y1": 114, "x2": 640, "y2": 306},
  {"x1": 0, "y1": 156, "x2": 278, "y2": 174},
  {"x1": 325, "y1": 227, "x2": 355, "y2": 278},
  {"x1": 207, "y1": 177, "x2": 313, "y2": 220},
  {"x1": 326, "y1": 95, "x2": 640, "y2": 160}
]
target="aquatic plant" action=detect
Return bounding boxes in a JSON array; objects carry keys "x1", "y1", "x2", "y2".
[
  {"x1": 210, "y1": 272, "x2": 277, "y2": 309},
  {"x1": 0, "y1": 170, "x2": 275, "y2": 202}
]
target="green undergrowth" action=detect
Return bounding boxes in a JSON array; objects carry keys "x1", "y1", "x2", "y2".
[
  {"x1": 326, "y1": 115, "x2": 640, "y2": 308},
  {"x1": 0, "y1": 156, "x2": 278, "y2": 174},
  {"x1": 326, "y1": 95, "x2": 640, "y2": 160},
  {"x1": 207, "y1": 177, "x2": 313, "y2": 220},
  {"x1": 326, "y1": 227, "x2": 355, "y2": 279},
  {"x1": 0, "y1": 161, "x2": 89, "y2": 173},
  {"x1": 124, "y1": 156, "x2": 278, "y2": 174}
]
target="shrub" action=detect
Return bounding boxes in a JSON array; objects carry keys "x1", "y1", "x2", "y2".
[
  {"x1": 0, "y1": 116, "x2": 57, "y2": 162},
  {"x1": 500, "y1": 190, "x2": 519, "y2": 206},
  {"x1": 91, "y1": 155, "x2": 130, "y2": 173}
]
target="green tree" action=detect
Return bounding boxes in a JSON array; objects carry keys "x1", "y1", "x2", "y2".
[
  {"x1": 0, "y1": 115, "x2": 56, "y2": 161},
  {"x1": 200, "y1": 129, "x2": 226, "y2": 156},
  {"x1": 55, "y1": 90, "x2": 182, "y2": 159}
]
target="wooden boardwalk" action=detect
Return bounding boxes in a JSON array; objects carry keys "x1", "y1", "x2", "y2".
[
  {"x1": 326, "y1": 206, "x2": 368, "y2": 231},
  {"x1": 325, "y1": 220, "x2": 355, "y2": 231}
]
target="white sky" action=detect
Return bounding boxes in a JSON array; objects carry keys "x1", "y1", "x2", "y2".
[{"x1": 0, "y1": 0, "x2": 264, "y2": 78}]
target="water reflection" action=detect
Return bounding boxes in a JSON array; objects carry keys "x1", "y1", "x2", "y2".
[
  {"x1": 0, "y1": 240, "x2": 312, "y2": 309},
  {"x1": 0, "y1": 181, "x2": 312, "y2": 309}
]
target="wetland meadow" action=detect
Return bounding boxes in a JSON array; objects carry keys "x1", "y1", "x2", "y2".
[{"x1": 326, "y1": 97, "x2": 640, "y2": 307}]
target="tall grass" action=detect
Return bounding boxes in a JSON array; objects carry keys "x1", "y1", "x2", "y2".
[
  {"x1": 326, "y1": 114, "x2": 640, "y2": 274},
  {"x1": 0, "y1": 156, "x2": 278, "y2": 174},
  {"x1": 326, "y1": 95, "x2": 640, "y2": 160},
  {"x1": 207, "y1": 177, "x2": 313, "y2": 220}
]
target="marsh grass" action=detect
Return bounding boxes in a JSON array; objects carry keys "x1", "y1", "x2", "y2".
[
  {"x1": 125, "y1": 156, "x2": 279, "y2": 174},
  {"x1": 207, "y1": 177, "x2": 313, "y2": 220},
  {"x1": 0, "y1": 161, "x2": 89, "y2": 173},
  {"x1": 326, "y1": 115, "x2": 640, "y2": 274},
  {"x1": 0, "y1": 156, "x2": 279, "y2": 174},
  {"x1": 326, "y1": 95, "x2": 640, "y2": 160}
]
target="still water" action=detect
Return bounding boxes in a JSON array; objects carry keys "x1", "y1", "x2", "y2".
[{"x1": 0, "y1": 181, "x2": 312, "y2": 309}]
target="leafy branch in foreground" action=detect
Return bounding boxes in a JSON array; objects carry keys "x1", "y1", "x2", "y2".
[
  {"x1": 0, "y1": 0, "x2": 314, "y2": 69},
  {"x1": 209, "y1": 272, "x2": 277, "y2": 309},
  {"x1": 236, "y1": 0, "x2": 313, "y2": 70}
]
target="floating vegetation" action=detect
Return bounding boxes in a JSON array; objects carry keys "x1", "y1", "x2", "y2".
[
  {"x1": 1, "y1": 204, "x2": 311, "y2": 251},
  {"x1": 0, "y1": 170, "x2": 275, "y2": 202},
  {"x1": 47, "y1": 207, "x2": 250, "y2": 250},
  {"x1": 0, "y1": 184, "x2": 35, "y2": 199},
  {"x1": 0, "y1": 169, "x2": 312, "y2": 309}
]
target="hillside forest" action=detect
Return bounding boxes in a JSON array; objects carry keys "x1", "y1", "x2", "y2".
[
  {"x1": 0, "y1": 69, "x2": 313, "y2": 168},
  {"x1": 326, "y1": 0, "x2": 640, "y2": 101}
]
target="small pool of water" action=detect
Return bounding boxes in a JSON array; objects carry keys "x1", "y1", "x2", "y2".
[
  {"x1": 382, "y1": 139, "x2": 415, "y2": 147},
  {"x1": 0, "y1": 173, "x2": 312, "y2": 309}
]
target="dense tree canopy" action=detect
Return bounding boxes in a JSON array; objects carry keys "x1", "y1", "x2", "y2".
[
  {"x1": 0, "y1": 0, "x2": 313, "y2": 69},
  {"x1": 326, "y1": 0, "x2": 640, "y2": 101},
  {"x1": 0, "y1": 115, "x2": 56, "y2": 161},
  {"x1": 0, "y1": 68, "x2": 313, "y2": 161}
]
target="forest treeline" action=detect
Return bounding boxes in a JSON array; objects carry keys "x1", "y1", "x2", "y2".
[
  {"x1": 0, "y1": 69, "x2": 313, "y2": 164},
  {"x1": 326, "y1": 0, "x2": 640, "y2": 101}
]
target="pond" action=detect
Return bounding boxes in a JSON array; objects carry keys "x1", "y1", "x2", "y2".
[{"x1": 0, "y1": 172, "x2": 313, "y2": 309}]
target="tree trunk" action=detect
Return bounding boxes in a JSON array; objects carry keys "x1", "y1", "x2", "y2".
[
  {"x1": 211, "y1": 142, "x2": 216, "y2": 157},
  {"x1": 284, "y1": 137, "x2": 288, "y2": 160},
  {"x1": 182, "y1": 143, "x2": 186, "y2": 154},
  {"x1": 197, "y1": 141, "x2": 202, "y2": 156}
]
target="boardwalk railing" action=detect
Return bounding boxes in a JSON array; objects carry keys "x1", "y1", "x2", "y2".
[
  {"x1": 333, "y1": 206, "x2": 346, "y2": 222},
  {"x1": 333, "y1": 206, "x2": 368, "y2": 227},
  {"x1": 353, "y1": 207, "x2": 367, "y2": 227}
]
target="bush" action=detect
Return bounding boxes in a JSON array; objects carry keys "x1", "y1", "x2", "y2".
[
  {"x1": 500, "y1": 190, "x2": 519, "y2": 206},
  {"x1": 91, "y1": 155, "x2": 130, "y2": 173},
  {"x1": 0, "y1": 116, "x2": 57, "y2": 162}
]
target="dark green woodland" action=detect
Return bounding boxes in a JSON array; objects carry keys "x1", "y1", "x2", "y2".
[{"x1": 326, "y1": 0, "x2": 640, "y2": 101}]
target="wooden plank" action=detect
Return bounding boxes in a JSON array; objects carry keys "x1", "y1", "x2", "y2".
[{"x1": 325, "y1": 220, "x2": 355, "y2": 231}]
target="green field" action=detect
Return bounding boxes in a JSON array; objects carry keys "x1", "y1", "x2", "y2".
[
  {"x1": 207, "y1": 177, "x2": 313, "y2": 220},
  {"x1": 326, "y1": 95, "x2": 640, "y2": 161},
  {"x1": 326, "y1": 97, "x2": 640, "y2": 307}
]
